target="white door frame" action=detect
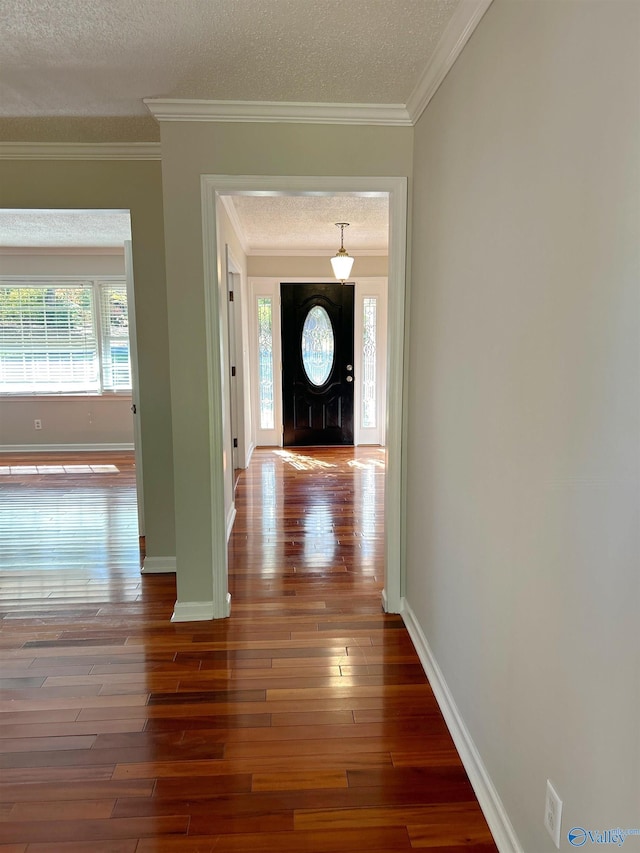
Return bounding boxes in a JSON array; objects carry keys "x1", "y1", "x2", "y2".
[
  {"x1": 124, "y1": 240, "x2": 145, "y2": 537},
  {"x1": 225, "y1": 248, "x2": 243, "y2": 472},
  {"x1": 201, "y1": 175, "x2": 407, "y2": 614}
]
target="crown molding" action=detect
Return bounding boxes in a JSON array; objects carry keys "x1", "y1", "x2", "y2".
[
  {"x1": 248, "y1": 247, "x2": 387, "y2": 258},
  {"x1": 144, "y1": 99, "x2": 412, "y2": 126},
  {"x1": 0, "y1": 143, "x2": 161, "y2": 161},
  {"x1": 406, "y1": 0, "x2": 494, "y2": 123},
  {"x1": 0, "y1": 246, "x2": 125, "y2": 255}
]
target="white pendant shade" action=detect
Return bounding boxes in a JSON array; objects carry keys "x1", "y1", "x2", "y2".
[{"x1": 331, "y1": 251, "x2": 354, "y2": 282}]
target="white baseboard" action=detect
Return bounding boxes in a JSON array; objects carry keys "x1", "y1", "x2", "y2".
[
  {"x1": 0, "y1": 443, "x2": 134, "y2": 453},
  {"x1": 245, "y1": 442, "x2": 256, "y2": 468},
  {"x1": 141, "y1": 556, "x2": 176, "y2": 574},
  {"x1": 381, "y1": 588, "x2": 389, "y2": 612},
  {"x1": 226, "y1": 503, "x2": 237, "y2": 542},
  {"x1": 401, "y1": 599, "x2": 523, "y2": 853},
  {"x1": 171, "y1": 593, "x2": 231, "y2": 622}
]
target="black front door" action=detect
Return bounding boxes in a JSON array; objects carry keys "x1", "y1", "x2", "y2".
[{"x1": 281, "y1": 283, "x2": 354, "y2": 446}]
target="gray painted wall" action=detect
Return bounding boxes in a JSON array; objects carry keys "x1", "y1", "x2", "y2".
[
  {"x1": 407, "y1": 1, "x2": 639, "y2": 848},
  {"x1": 0, "y1": 396, "x2": 133, "y2": 448},
  {"x1": 158, "y1": 120, "x2": 412, "y2": 608}
]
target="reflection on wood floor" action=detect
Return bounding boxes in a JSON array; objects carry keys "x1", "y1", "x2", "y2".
[{"x1": 0, "y1": 447, "x2": 497, "y2": 852}]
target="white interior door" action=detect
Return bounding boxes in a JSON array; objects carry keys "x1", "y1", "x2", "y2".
[{"x1": 124, "y1": 240, "x2": 145, "y2": 536}]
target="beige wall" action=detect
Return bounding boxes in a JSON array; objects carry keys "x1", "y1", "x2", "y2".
[
  {"x1": 248, "y1": 254, "x2": 387, "y2": 279},
  {"x1": 0, "y1": 251, "x2": 125, "y2": 277},
  {"x1": 407, "y1": 0, "x2": 639, "y2": 848},
  {"x1": 0, "y1": 396, "x2": 133, "y2": 448},
  {"x1": 159, "y1": 121, "x2": 412, "y2": 606},
  {"x1": 0, "y1": 160, "x2": 175, "y2": 559}
]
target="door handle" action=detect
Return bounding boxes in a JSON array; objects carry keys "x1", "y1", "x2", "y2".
[
  {"x1": 346, "y1": 376, "x2": 353, "y2": 383},
  {"x1": 131, "y1": 404, "x2": 137, "y2": 414}
]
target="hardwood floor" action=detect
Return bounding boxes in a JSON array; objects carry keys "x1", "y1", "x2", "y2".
[{"x1": 0, "y1": 447, "x2": 497, "y2": 852}]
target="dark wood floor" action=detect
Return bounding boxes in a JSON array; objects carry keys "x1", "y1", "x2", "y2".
[{"x1": 0, "y1": 448, "x2": 497, "y2": 852}]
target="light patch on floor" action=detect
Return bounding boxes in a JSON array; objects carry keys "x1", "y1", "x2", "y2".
[
  {"x1": 0, "y1": 464, "x2": 120, "y2": 475},
  {"x1": 273, "y1": 450, "x2": 336, "y2": 471}
]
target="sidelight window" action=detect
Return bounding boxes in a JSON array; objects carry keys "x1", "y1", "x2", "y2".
[
  {"x1": 257, "y1": 296, "x2": 274, "y2": 429},
  {"x1": 362, "y1": 296, "x2": 377, "y2": 428}
]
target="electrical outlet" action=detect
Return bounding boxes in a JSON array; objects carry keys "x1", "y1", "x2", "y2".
[
  {"x1": 544, "y1": 779, "x2": 563, "y2": 848},
  {"x1": 34, "y1": 419, "x2": 42, "y2": 430}
]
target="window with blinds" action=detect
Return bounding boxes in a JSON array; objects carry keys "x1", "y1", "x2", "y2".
[{"x1": 0, "y1": 278, "x2": 131, "y2": 395}]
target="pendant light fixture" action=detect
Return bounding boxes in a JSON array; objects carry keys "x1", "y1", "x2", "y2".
[{"x1": 330, "y1": 222, "x2": 354, "y2": 283}]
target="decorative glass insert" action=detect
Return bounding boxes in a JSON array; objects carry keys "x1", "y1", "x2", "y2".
[
  {"x1": 301, "y1": 306, "x2": 334, "y2": 387},
  {"x1": 257, "y1": 297, "x2": 274, "y2": 429},
  {"x1": 362, "y1": 297, "x2": 377, "y2": 428}
]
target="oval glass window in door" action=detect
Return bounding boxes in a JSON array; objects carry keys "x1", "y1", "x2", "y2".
[{"x1": 301, "y1": 306, "x2": 335, "y2": 386}]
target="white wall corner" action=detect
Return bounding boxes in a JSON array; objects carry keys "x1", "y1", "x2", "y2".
[
  {"x1": 171, "y1": 595, "x2": 231, "y2": 622},
  {"x1": 405, "y1": 0, "x2": 494, "y2": 124},
  {"x1": 141, "y1": 556, "x2": 177, "y2": 574},
  {"x1": 219, "y1": 196, "x2": 250, "y2": 255},
  {"x1": 401, "y1": 599, "x2": 523, "y2": 853},
  {"x1": 381, "y1": 587, "x2": 391, "y2": 613},
  {"x1": 245, "y1": 441, "x2": 256, "y2": 469}
]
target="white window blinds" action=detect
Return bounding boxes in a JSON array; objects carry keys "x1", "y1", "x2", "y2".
[
  {"x1": 99, "y1": 284, "x2": 130, "y2": 392},
  {"x1": 0, "y1": 278, "x2": 131, "y2": 395}
]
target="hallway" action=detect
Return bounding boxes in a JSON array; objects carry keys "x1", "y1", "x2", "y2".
[{"x1": 0, "y1": 448, "x2": 496, "y2": 851}]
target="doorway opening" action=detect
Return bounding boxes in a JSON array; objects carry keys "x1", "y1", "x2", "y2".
[
  {"x1": 0, "y1": 208, "x2": 143, "y2": 543},
  {"x1": 202, "y1": 176, "x2": 407, "y2": 617}
]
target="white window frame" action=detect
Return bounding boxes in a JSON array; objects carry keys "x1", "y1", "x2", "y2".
[{"x1": 0, "y1": 275, "x2": 131, "y2": 397}]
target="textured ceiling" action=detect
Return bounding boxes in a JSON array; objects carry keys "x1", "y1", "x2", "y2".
[
  {"x1": 1, "y1": 0, "x2": 459, "y2": 123},
  {"x1": 0, "y1": 199, "x2": 388, "y2": 253},
  {"x1": 227, "y1": 195, "x2": 388, "y2": 253},
  {"x1": 1, "y1": 0, "x2": 467, "y2": 247}
]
